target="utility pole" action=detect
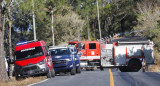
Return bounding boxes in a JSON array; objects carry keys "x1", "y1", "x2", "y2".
[
  {"x1": 96, "y1": 0, "x2": 102, "y2": 40},
  {"x1": 51, "y1": 10, "x2": 55, "y2": 46},
  {"x1": 87, "y1": 15, "x2": 90, "y2": 41},
  {"x1": 32, "y1": 0, "x2": 36, "y2": 40}
]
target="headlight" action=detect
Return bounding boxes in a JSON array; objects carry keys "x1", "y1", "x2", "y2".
[
  {"x1": 39, "y1": 60, "x2": 45, "y2": 65},
  {"x1": 65, "y1": 58, "x2": 72, "y2": 61}
]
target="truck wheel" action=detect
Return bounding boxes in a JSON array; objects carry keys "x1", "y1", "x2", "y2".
[
  {"x1": 47, "y1": 69, "x2": 52, "y2": 78},
  {"x1": 76, "y1": 66, "x2": 81, "y2": 73},
  {"x1": 100, "y1": 66, "x2": 104, "y2": 71},
  {"x1": 119, "y1": 66, "x2": 128, "y2": 72},
  {"x1": 90, "y1": 68, "x2": 94, "y2": 71},
  {"x1": 51, "y1": 69, "x2": 55, "y2": 77},
  {"x1": 70, "y1": 65, "x2": 76, "y2": 75},
  {"x1": 128, "y1": 60, "x2": 142, "y2": 72},
  {"x1": 86, "y1": 69, "x2": 90, "y2": 71},
  {"x1": 15, "y1": 74, "x2": 22, "y2": 81}
]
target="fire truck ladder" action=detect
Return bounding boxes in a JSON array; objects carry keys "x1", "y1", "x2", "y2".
[{"x1": 117, "y1": 40, "x2": 152, "y2": 45}]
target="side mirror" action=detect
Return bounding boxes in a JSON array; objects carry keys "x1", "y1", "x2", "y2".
[
  {"x1": 47, "y1": 51, "x2": 51, "y2": 56},
  {"x1": 72, "y1": 52, "x2": 76, "y2": 55},
  {"x1": 78, "y1": 52, "x2": 82, "y2": 57}
]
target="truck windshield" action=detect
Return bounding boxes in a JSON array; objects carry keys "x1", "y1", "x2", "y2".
[
  {"x1": 15, "y1": 46, "x2": 44, "y2": 60},
  {"x1": 69, "y1": 43, "x2": 77, "y2": 47},
  {"x1": 50, "y1": 48, "x2": 71, "y2": 56}
]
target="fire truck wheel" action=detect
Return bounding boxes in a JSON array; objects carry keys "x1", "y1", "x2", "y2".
[
  {"x1": 76, "y1": 66, "x2": 81, "y2": 73},
  {"x1": 47, "y1": 69, "x2": 52, "y2": 78},
  {"x1": 51, "y1": 68, "x2": 55, "y2": 77},
  {"x1": 119, "y1": 66, "x2": 128, "y2": 72},
  {"x1": 100, "y1": 66, "x2": 104, "y2": 71},
  {"x1": 70, "y1": 65, "x2": 76, "y2": 75},
  {"x1": 86, "y1": 69, "x2": 90, "y2": 71},
  {"x1": 128, "y1": 59, "x2": 142, "y2": 72}
]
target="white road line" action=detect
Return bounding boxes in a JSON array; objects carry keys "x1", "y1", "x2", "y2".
[{"x1": 27, "y1": 79, "x2": 49, "y2": 86}]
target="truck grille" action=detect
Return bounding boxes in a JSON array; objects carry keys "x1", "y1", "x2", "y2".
[
  {"x1": 22, "y1": 66, "x2": 38, "y2": 72},
  {"x1": 53, "y1": 60, "x2": 67, "y2": 64}
]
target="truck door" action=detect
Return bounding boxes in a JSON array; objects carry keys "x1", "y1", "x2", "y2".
[
  {"x1": 43, "y1": 46, "x2": 53, "y2": 70},
  {"x1": 80, "y1": 43, "x2": 87, "y2": 60},
  {"x1": 87, "y1": 42, "x2": 100, "y2": 60}
]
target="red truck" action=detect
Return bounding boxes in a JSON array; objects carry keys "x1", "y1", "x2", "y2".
[
  {"x1": 14, "y1": 40, "x2": 55, "y2": 80},
  {"x1": 69, "y1": 39, "x2": 155, "y2": 72}
]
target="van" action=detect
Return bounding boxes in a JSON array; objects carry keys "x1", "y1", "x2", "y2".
[{"x1": 14, "y1": 40, "x2": 55, "y2": 80}]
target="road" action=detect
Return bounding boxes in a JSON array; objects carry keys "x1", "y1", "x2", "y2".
[{"x1": 29, "y1": 68, "x2": 160, "y2": 86}]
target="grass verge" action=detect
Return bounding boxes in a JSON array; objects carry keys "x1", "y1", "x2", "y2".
[
  {"x1": 0, "y1": 76, "x2": 46, "y2": 86},
  {"x1": 149, "y1": 50, "x2": 160, "y2": 72}
]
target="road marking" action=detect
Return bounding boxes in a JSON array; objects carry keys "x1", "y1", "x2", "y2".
[
  {"x1": 109, "y1": 68, "x2": 115, "y2": 86},
  {"x1": 27, "y1": 79, "x2": 49, "y2": 86}
]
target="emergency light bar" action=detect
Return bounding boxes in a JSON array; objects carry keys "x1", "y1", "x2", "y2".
[{"x1": 16, "y1": 40, "x2": 38, "y2": 46}]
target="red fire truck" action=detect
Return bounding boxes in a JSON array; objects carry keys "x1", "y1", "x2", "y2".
[
  {"x1": 14, "y1": 40, "x2": 55, "y2": 80},
  {"x1": 69, "y1": 39, "x2": 155, "y2": 72}
]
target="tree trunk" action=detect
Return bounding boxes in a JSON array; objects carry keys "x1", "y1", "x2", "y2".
[
  {"x1": 7, "y1": 5, "x2": 13, "y2": 80},
  {"x1": 0, "y1": 1, "x2": 8, "y2": 81}
]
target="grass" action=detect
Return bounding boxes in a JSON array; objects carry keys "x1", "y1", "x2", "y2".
[
  {"x1": 0, "y1": 76, "x2": 46, "y2": 86},
  {"x1": 148, "y1": 50, "x2": 160, "y2": 72}
]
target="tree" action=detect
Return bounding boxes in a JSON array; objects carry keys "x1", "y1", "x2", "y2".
[
  {"x1": 0, "y1": 0, "x2": 8, "y2": 81},
  {"x1": 134, "y1": 0, "x2": 160, "y2": 48},
  {"x1": 53, "y1": 6, "x2": 85, "y2": 44}
]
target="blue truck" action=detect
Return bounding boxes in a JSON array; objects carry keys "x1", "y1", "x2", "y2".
[{"x1": 49, "y1": 46, "x2": 81, "y2": 75}]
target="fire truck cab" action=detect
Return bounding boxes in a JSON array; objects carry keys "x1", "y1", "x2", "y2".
[{"x1": 69, "y1": 41, "x2": 101, "y2": 70}]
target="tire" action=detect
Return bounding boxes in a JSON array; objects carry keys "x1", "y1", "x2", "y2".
[
  {"x1": 119, "y1": 66, "x2": 128, "y2": 72},
  {"x1": 15, "y1": 73, "x2": 22, "y2": 81},
  {"x1": 70, "y1": 65, "x2": 76, "y2": 75},
  {"x1": 86, "y1": 69, "x2": 90, "y2": 71},
  {"x1": 100, "y1": 66, "x2": 104, "y2": 71},
  {"x1": 90, "y1": 68, "x2": 94, "y2": 71},
  {"x1": 76, "y1": 66, "x2": 81, "y2": 73},
  {"x1": 51, "y1": 68, "x2": 55, "y2": 77},
  {"x1": 47, "y1": 69, "x2": 52, "y2": 78},
  {"x1": 128, "y1": 60, "x2": 142, "y2": 72}
]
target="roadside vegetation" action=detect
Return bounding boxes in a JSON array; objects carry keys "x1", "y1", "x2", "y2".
[
  {"x1": 0, "y1": 0, "x2": 160, "y2": 82},
  {"x1": 0, "y1": 76, "x2": 46, "y2": 86},
  {"x1": 149, "y1": 50, "x2": 160, "y2": 72}
]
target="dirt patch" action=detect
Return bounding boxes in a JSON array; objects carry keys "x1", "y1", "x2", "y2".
[
  {"x1": 0, "y1": 76, "x2": 46, "y2": 86},
  {"x1": 149, "y1": 64, "x2": 160, "y2": 72}
]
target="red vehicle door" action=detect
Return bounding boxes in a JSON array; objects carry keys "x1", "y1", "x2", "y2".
[
  {"x1": 43, "y1": 45, "x2": 53, "y2": 71},
  {"x1": 79, "y1": 42, "x2": 87, "y2": 60},
  {"x1": 86, "y1": 42, "x2": 100, "y2": 60}
]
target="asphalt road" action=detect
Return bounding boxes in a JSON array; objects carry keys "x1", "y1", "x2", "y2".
[{"x1": 28, "y1": 68, "x2": 160, "y2": 86}]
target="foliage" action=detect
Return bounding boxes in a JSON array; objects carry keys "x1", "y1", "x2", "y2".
[
  {"x1": 53, "y1": 6, "x2": 85, "y2": 44},
  {"x1": 3, "y1": 0, "x2": 159, "y2": 50},
  {"x1": 134, "y1": 0, "x2": 160, "y2": 49}
]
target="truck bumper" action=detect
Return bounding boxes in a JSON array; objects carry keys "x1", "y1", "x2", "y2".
[
  {"x1": 15, "y1": 63, "x2": 49, "y2": 77},
  {"x1": 54, "y1": 64, "x2": 73, "y2": 72}
]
